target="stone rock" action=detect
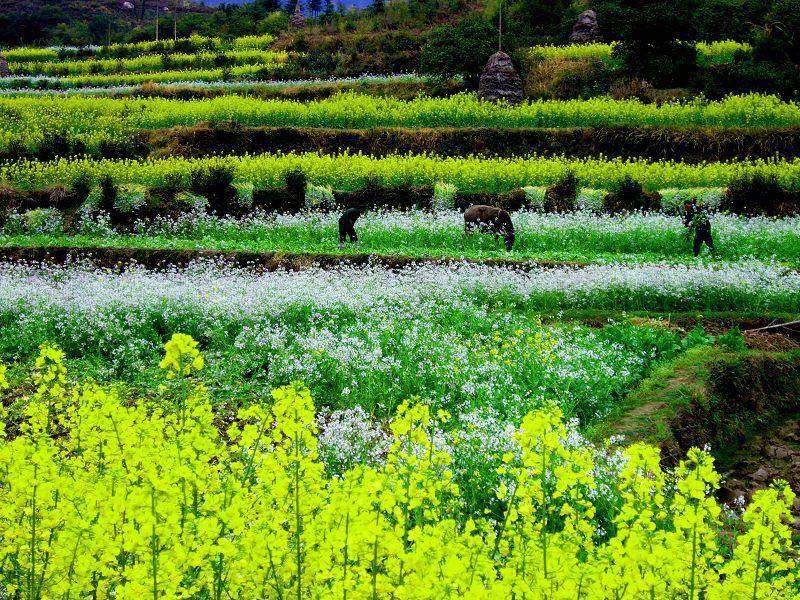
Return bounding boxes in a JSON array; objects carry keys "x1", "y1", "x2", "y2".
[
  {"x1": 0, "y1": 54, "x2": 10, "y2": 78},
  {"x1": 750, "y1": 466, "x2": 772, "y2": 482},
  {"x1": 569, "y1": 9, "x2": 602, "y2": 44},
  {"x1": 765, "y1": 445, "x2": 793, "y2": 460},
  {"x1": 289, "y1": 2, "x2": 306, "y2": 28},
  {"x1": 477, "y1": 51, "x2": 524, "y2": 104}
]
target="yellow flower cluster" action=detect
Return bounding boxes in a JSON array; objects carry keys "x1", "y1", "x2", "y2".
[
  {"x1": 0, "y1": 364, "x2": 7, "y2": 391},
  {"x1": 158, "y1": 332, "x2": 205, "y2": 379},
  {"x1": 0, "y1": 339, "x2": 797, "y2": 599}
]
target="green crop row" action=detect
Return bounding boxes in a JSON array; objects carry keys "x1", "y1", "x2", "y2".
[
  {"x1": 6, "y1": 50, "x2": 290, "y2": 77},
  {"x1": 0, "y1": 64, "x2": 288, "y2": 92},
  {"x1": 1, "y1": 93, "x2": 799, "y2": 155},
  {"x1": 3, "y1": 153, "x2": 800, "y2": 193},
  {"x1": 1, "y1": 34, "x2": 276, "y2": 63}
]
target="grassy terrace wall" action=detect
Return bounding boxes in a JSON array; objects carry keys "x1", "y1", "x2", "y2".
[{"x1": 138, "y1": 124, "x2": 800, "y2": 162}]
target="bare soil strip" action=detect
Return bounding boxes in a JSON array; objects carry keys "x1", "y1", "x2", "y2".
[{"x1": 0, "y1": 245, "x2": 587, "y2": 272}]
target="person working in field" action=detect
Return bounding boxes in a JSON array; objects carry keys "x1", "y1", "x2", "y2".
[
  {"x1": 463, "y1": 204, "x2": 515, "y2": 251},
  {"x1": 684, "y1": 198, "x2": 715, "y2": 256},
  {"x1": 339, "y1": 205, "x2": 364, "y2": 248}
]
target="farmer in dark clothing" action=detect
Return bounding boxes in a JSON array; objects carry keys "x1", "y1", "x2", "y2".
[
  {"x1": 684, "y1": 199, "x2": 714, "y2": 256},
  {"x1": 339, "y1": 206, "x2": 363, "y2": 248}
]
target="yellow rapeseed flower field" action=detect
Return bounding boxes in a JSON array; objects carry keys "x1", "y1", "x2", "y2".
[{"x1": 0, "y1": 335, "x2": 796, "y2": 598}]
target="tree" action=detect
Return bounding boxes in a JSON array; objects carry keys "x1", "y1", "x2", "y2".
[
  {"x1": 419, "y1": 14, "x2": 497, "y2": 89},
  {"x1": 370, "y1": 0, "x2": 385, "y2": 14},
  {"x1": 594, "y1": 0, "x2": 700, "y2": 87},
  {"x1": 323, "y1": 0, "x2": 335, "y2": 22},
  {"x1": 255, "y1": 0, "x2": 283, "y2": 15},
  {"x1": 730, "y1": 0, "x2": 800, "y2": 97},
  {"x1": 308, "y1": 0, "x2": 323, "y2": 17},
  {"x1": 498, "y1": 0, "x2": 575, "y2": 47},
  {"x1": 752, "y1": 0, "x2": 800, "y2": 63}
]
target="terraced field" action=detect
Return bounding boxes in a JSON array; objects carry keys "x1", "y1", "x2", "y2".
[{"x1": 0, "y1": 33, "x2": 799, "y2": 598}]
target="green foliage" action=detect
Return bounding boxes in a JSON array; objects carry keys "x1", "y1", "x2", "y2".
[
  {"x1": 5, "y1": 208, "x2": 800, "y2": 265},
  {"x1": 5, "y1": 152, "x2": 800, "y2": 195},
  {"x1": 98, "y1": 175, "x2": 117, "y2": 215},
  {"x1": 494, "y1": 0, "x2": 575, "y2": 49},
  {"x1": 593, "y1": 0, "x2": 700, "y2": 86},
  {"x1": 5, "y1": 49, "x2": 287, "y2": 78},
  {"x1": 419, "y1": 14, "x2": 496, "y2": 88},
  {"x1": 752, "y1": 0, "x2": 800, "y2": 64},
  {"x1": 190, "y1": 165, "x2": 236, "y2": 214}
]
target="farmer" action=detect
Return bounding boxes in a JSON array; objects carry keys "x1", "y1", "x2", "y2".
[
  {"x1": 684, "y1": 198, "x2": 714, "y2": 256},
  {"x1": 339, "y1": 205, "x2": 364, "y2": 248},
  {"x1": 463, "y1": 204, "x2": 515, "y2": 251}
]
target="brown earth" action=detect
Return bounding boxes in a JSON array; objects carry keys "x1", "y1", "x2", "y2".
[{"x1": 0, "y1": 245, "x2": 587, "y2": 272}]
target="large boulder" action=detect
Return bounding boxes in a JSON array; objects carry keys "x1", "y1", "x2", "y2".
[
  {"x1": 569, "y1": 9, "x2": 602, "y2": 44},
  {"x1": 0, "y1": 54, "x2": 10, "y2": 78},
  {"x1": 477, "y1": 51, "x2": 524, "y2": 104},
  {"x1": 289, "y1": 2, "x2": 306, "y2": 28}
]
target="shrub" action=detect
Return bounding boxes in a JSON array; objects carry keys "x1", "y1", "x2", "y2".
[
  {"x1": 36, "y1": 132, "x2": 83, "y2": 162},
  {"x1": 603, "y1": 175, "x2": 662, "y2": 213},
  {"x1": 522, "y1": 186, "x2": 546, "y2": 210},
  {"x1": 523, "y1": 55, "x2": 613, "y2": 100},
  {"x1": 174, "y1": 191, "x2": 208, "y2": 212},
  {"x1": 115, "y1": 184, "x2": 149, "y2": 214},
  {"x1": 98, "y1": 175, "x2": 118, "y2": 215},
  {"x1": 69, "y1": 173, "x2": 93, "y2": 207},
  {"x1": 305, "y1": 183, "x2": 335, "y2": 210},
  {"x1": 252, "y1": 169, "x2": 308, "y2": 214},
  {"x1": 722, "y1": 172, "x2": 800, "y2": 216},
  {"x1": 433, "y1": 182, "x2": 457, "y2": 211},
  {"x1": 543, "y1": 170, "x2": 579, "y2": 213},
  {"x1": 335, "y1": 181, "x2": 433, "y2": 211},
  {"x1": 612, "y1": 40, "x2": 699, "y2": 88},
  {"x1": 661, "y1": 188, "x2": 724, "y2": 214},
  {"x1": 150, "y1": 172, "x2": 186, "y2": 203},
  {"x1": 234, "y1": 181, "x2": 255, "y2": 209},
  {"x1": 752, "y1": 0, "x2": 800, "y2": 65},
  {"x1": 4, "y1": 207, "x2": 63, "y2": 236},
  {"x1": 190, "y1": 166, "x2": 237, "y2": 214},
  {"x1": 284, "y1": 168, "x2": 307, "y2": 205}
]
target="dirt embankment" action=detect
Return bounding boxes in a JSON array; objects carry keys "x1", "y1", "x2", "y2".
[
  {"x1": 615, "y1": 337, "x2": 800, "y2": 514},
  {"x1": 0, "y1": 245, "x2": 586, "y2": 272},
  {"x1": 141, "y1": 125, "x2": 800, "y2": 163}
]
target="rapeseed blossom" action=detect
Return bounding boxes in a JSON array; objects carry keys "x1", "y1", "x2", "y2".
[
  {"x1": 0, "y1": 337, "x2": 796, "y2": 598},
  {"x1": 159, "y1": 332, "x2": 205, "y2": 378}
]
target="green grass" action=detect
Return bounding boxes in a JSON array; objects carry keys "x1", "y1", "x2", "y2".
[{"x1": 4, "y1": 210, "x2": 799, "y2": 265}]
